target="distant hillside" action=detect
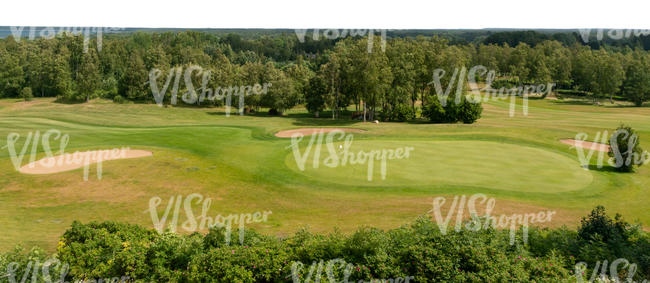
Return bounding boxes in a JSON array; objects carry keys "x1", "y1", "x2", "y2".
[
  {"x1": 0, "y1": 26, "x2": 579, "y2": 42},
  {"x1": 0, "y1": 27, "x2": 647, "y2": 50}
]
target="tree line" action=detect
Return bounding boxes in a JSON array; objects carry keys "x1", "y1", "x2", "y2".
[{"x1": 0, "y1": 30, "x2": 649, "y2": 122}]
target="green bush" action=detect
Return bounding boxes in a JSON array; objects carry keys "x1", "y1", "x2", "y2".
[
  {"x1": 54, "y1": 90, "x2": 87, "y2": 103},
  {"x1": 113, "y1": 95, "x2": 125, "y2": 104},
  {"x1": 100, "y1": 76, "x2": 119, "y2": 99},
  {"x1": 381, "y1": 104, "x2": 416, "y2": 122},
  {"x1": 422, "y1": 94, "x2": 482, "y2": 124},
  {"x1": 556, "y1": 89, "x2": 590, "y2": 97},
  {"x1": 188, "y1": 244, "x2": 291, "y2": 282},
  {"x1": 20, "y1": 87, "x2": 33, "y2": 101},
  {"x1": 57, "y1": 221, "x2": 158, "y2": 280},
  {"x1": 527, "y1": 206, "x2": 649, "y2": 281},
  {"x1": 422, "y1": 98, "x2": 453, "y2": 123},
  {"x1": 0, "y1": 246, "x2": 63, "y2": 282},
  {"x1": 457, "y1": 97, "x2": 483, "y2": 124},
  {"x1": 490, "y1": 78, "x2": 520, "y2": 89},
  {"x1": 608, "y1": 124, "x2": 646, "y2": 172}
]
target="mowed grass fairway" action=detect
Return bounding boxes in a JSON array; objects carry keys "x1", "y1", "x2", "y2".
[{"x1": 0, "y1": 97, "x2": 649, "y2": 251}]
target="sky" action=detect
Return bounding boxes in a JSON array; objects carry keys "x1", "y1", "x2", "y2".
[{"x1": 2, "y1": 0, "x2": 649, "y2": 30}]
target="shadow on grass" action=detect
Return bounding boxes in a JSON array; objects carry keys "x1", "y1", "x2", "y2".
[
  {"x1": 291, "y1": 119, "x2": 361, "y2": 127},
  {"x1": 204, "y1": 108, "x2": 454, "y2": 126},
  {"x1": 549, "y1": 99, "x2": 597, "y2": 106},
  {"x1": 405, "y1": 120, "x2": 432, "y2": 125},
  {"x1": 53, "y1": 98, "x2": 88, "y2": 105},
  {"x1": 167, "y1": 103, "x2": 220, "y2": 109},
  {"x1": 206, "y1": 109, "x2": 365, "y2": 126},
  {"x1": 584, "y1": 164, "x2": 633, "y2": 173},
  {"x1": 550, "y1": 99, "x2": 650, "y2": 108},
  {"x1": 525, "y1": 95, "x2": 549, "y2": 100},
  {"x1": 206, "y1": 111, "x2": 265, "y2": 116},
  {"x1": 549, "y1": 95, "x2": 650, "y2": 108},
  {"x1": 288, "y1": 110, "x2": 381, "y2": 126},
  {"x1": 603, "y1": 104, "x2": 650, "y2": 109}
]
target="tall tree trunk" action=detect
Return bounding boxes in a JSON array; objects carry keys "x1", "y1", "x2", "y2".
[
  {"x1": 411, "y1": 95, "x2": 415, "y2": 111},
  {"x1": 335, "y1": 89, "x2": 339, "y2": 119},
  {"x1": 421, "y1": 83, "x2": 427, "y2": 107},
  {"x1": 363, "y1": 101, "x2": 366, "y2": 123}
]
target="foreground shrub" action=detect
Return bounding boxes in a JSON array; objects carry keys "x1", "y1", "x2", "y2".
[
  {"x1": 57, "y1": 221, "x2": 158, "y2": 280},
  {"x1": 528, "y1": 206, "x2": 649, "y2": 281},
  {"x1": 4, "y1": 207, "x2": 647, "y2": 282},
  {"x1": 188, "y1": 243, "x2": 291, "y2": 282},
  {"x1": 0, "y1": 246, "x2": 60, "y2": 282}
]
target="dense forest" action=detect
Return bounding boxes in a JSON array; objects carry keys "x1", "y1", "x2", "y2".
[{"x1": 0, "y1": 29, "x2": 649, "y2": 122}]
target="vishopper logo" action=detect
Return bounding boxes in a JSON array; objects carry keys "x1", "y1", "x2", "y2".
[
  {"x1": 289, "y1": 258, "x2": 414, "y2": 283},
  {"x1": 578, "y1": 28, "x2": 650, "y2": 43},
  {"x1": 9, "y1": 26, "x2": 123, "y2": 53},
  {"x1": 145, "y1": 193, "x2": 271, "y2": 245},
  {"x1": 2, "y1": 129, "x2": 131, "y2": 181},
  {"x1": 294, "y1": 29, "x2": 389, "y2": 53},
  {"x1": 574, "y1": 258, "x2": 646, "y2": 283},
  {"x1": 429, "y1": 194, "x2": 556, "y2": 245},
  {"x1": 2, "y1": 259, "x2": 68, "y2": 283},
  {"x1": 287, "y1": 129, "x2": 414, "y2": 181},
  {"x1": 572, "y1": 129, "x2": 649, "y2": 170},
  {"x1": 146, "y1": 65, "x2": 271, "y2": 116},
  {"x1": 2, "y1": 259, "x2": 131, "y2": 283},
  {"x1": 430, "y1": 65, "x2": 554, "y2": 117}
]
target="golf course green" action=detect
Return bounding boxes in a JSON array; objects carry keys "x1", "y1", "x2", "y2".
[
  {"x1": 286, "y1": 140, "x2": 593, "y2": 192},
  {"x1": 0, "y1": 97, "x2": 648, "y2": 252}
]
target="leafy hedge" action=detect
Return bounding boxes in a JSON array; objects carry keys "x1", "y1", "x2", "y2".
[
  {"x1": 380, "y1": 104, "x2": 416, "y2": 122},
  {"x1": 422, "y1": 94, "x2": 483, "y2": 124},
  {"x1": 1, "y1": 207, "x2": 648, "y2": 282}
]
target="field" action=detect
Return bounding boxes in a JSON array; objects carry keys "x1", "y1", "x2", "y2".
[{"x1": 0, "y1": 97, "x2": 649, "y2": 252}]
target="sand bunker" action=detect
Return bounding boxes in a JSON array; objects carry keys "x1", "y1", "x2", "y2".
[
  {"x1": 560, "y1": 139, "x2": 610, "y2": 152},
  {"x1": 275, "y1": 128, "x2": 365, "y2": 138},
  {"x1": 19, "y1": 149, "x2": 153, "y2": 174}
]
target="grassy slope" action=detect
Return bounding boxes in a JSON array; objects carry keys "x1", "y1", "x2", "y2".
[{"x1": 0, "y1": 97, "x2": 648, "y2": 252}]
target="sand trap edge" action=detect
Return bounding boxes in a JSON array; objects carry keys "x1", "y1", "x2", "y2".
[
  {"x1": 19, "y1": 149, "x2": 153, "y2": 174},
  {"x1": 559, "y1": 139, "x2": 610, "y2": 152}
]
